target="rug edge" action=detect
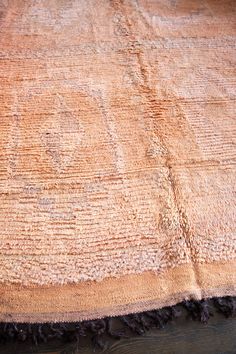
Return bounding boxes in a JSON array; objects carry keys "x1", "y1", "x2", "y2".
[{"x1": 0, "y1": 260, "x2": 235, "y2": 323}]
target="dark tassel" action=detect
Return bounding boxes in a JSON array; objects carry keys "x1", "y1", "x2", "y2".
[
  {"x1": 213, "y1": 297, "x2": 236, "y2": 318},
  {"x1": 145, "y1": 306, "x2": 179, "y2": 329},
  {"x1": 106, "y1": 318, "x2": 127, "y2": 339},
  {"x1": 120, "y1": 314, "x2": 145, "y2": 335},
  {"x1": 85, "y1": 319, "x2": 107, "y2": 351},
  {"x1": 183, "y1": 300, "x2": 212, "y2": 323},
  {"x1": 134, "y1": 313, "x2": 152, "y2": 331},
  {"x1": 146, "y1": 310, "x2": 165, "y2": 328},
  {"x1": 48, "y1": 323, "x2": 65, "y2": 339},
  {"x1": 75, "y1": 322, "x2": 87, "y2": 337},
  {"x1": 37, "y1": 324, "x2": 47, "y2": 343},
  {"x1": 198, "y1": 301, "x2": 212, "y2": 323},
  {"x1": 17, "y1": 326, "x2": 28, "y2": 342}
]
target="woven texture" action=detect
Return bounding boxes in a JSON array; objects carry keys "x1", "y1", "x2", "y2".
[{"x1": 0, "y1": 0, "x2": 235, "y2": 322}]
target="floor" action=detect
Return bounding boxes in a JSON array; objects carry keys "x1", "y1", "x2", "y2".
[{"x1": 1, "y1": 307, "x2": 236, "y2": 354}]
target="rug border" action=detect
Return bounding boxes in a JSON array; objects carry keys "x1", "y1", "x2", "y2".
[{"x1": 0, "y1": 260, "x2": 235, "y2": 323}]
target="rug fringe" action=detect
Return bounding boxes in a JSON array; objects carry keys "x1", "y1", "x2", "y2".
[{"x1": 0, "y1": 296, "x2": 235, "y2": 350}]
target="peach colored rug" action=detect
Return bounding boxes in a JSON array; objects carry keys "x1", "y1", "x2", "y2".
[{"x1": 0, "y1": 0, "x2": 235, "y2": 336}]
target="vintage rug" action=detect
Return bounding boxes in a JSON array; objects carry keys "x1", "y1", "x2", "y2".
[{"x1": 0, "y1": 0, "x2": 235, "y2": 345}]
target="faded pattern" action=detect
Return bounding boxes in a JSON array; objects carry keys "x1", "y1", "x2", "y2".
[{"x1": 0, "y1": 0, "x2": 235, "y2": 287}]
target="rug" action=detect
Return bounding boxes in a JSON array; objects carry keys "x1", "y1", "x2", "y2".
[{"x1": 0, "y1": 0, "x2": 235, "y2": 344}]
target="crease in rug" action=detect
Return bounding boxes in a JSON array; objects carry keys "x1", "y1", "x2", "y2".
[{"x1": 0, "y1": 0, "x2": 235, "y2": 348}]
